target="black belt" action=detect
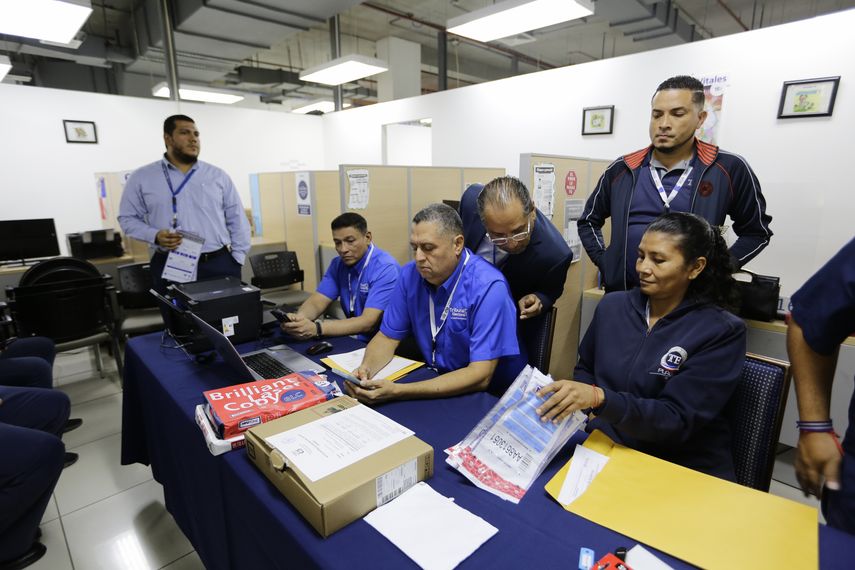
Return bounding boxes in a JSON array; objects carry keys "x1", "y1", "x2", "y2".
[{"x1": 154, "y1": 246, "x2": 229, "y2": 263}]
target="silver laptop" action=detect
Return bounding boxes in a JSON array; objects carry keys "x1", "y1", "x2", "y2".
[{"x1": 188, "y1": 312, "x2": 325, "y2": 381}]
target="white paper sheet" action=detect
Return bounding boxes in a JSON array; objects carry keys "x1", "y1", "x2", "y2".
[
  {"x1": 327, "y1": 348, "x2": 420, "y2": 380},
  {"x1": 160, "y1": 230, "x2": 204, "y2": 283},
  {"x1": 364, "y1": 482, "x2": 498, "y2": 570},
  {"x1": 557, "y1": 444, "x2": 610, "y2": 505},
  {"x1": 533, "y1": 163, "x2": 555, "y2": 217},
  {"x1": 626, "y1": 544, "x2": 674, "y2": 570},
  {"x1": 347, "y1": 169, "x2": 370, "y2": 209},
  {"x1": 265, "y1": 404, "x2": 413, "y2": 481},
  {"x1": 295, "y1": 171, "x2": 312, "y2": 216}
]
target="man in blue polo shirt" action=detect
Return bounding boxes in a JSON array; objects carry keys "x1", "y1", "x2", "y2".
[
  {"x1": 346, "y1": 203, "x2": 523, "y2": 403},
  {"x1": 281, "y1": 212, "x2": 399, "y2": 342},
  {"x1": 788, "y1": 237, "x2": 855, "y2": 535}
]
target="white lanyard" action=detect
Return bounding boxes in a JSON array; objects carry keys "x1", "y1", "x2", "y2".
[
  {"x1": 346, "y1": 244, "x2": 374, "y2": 316},
  {"x1": 428, "y1": 251, "x2": 470, "y2": 367},
  {"x1": 649, "y1": 165, "x2": 693, "y2": 211}
]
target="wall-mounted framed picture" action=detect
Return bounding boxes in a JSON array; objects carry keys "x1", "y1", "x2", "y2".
[
  {"x1": 63, "y1": 120, "x2": 98, "y2": 143},
  {"x1": 777, "y1": 76, "x2": 840, "y2": 119},
  {"x1": 582, "y1": 105, "x2": 614, "y2": 135}
]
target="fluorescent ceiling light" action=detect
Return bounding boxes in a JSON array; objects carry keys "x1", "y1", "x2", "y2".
[
  {"x1": 291, "y1": 101, "x2": 352, "y2": 114},
  {"x1": 0, "y1": 56, "x2": 11, "y2": 82},
  {"x1": 419, "y1": 118, "x2": 433, "y2": 126},
  {"x1": 0, "y1": 0, "x2": 92, "y2": 44},
  {"x1": 447, "y1": 0, "x2": 593, "y2": 43},
  {"x1": 299, "y1": 54, "x2": 388, "y2": 86},
  {"x1": 152, "y1": 82, "x2": 244, "y2": 105}
]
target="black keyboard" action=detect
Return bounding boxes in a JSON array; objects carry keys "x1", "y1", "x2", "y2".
[{"x1": 242, "y1": 352, "x2": 294, "y2": 379}]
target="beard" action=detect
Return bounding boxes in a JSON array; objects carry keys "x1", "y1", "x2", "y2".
[
  {"x1": 653, "y1": 132, "x2": 694, "y2": 154},
  {"x1": 172, "y1": 147, "x2": 199, "y2": 164}
]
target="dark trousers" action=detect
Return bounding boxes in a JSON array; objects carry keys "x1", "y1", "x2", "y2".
[
  {"x1": 0, "y1": 337, "x2": 56, "y2": 389},
  {"x1": 149, "y1": 249, "x2": 242, "y2": 324},
  {"x1": 0, "y1": 386, "x2": 68, "y2": 560},
  {"x1": 823, "y1": 447, "x2": 855, "y2": 536}
]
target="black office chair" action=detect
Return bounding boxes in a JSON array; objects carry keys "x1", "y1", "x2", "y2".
[
  {"x1": 249, "y1": 251, "x2": 311, "y2": 307},
  {"x1": 727, "y1": 353, "x2": 791, "y2": 491},
  {"x1": 522, "y1": 306, "x2": 558, "y2": 373},
  {"x1": 19, "y1": 255, "x2": 101, "y2": 286},
  {"x1": 5, "y1": 259, "x2": 124, "y2": 381},
  {"x1": 116, "y1": 262, "x2": 164, "y2": 339}
]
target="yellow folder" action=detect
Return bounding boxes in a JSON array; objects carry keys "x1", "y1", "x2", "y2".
[
  {"x1": 320, "y1": 355, "x2": 423, "y2": 382},
  {"x1": 545, "y1": 431, "x2": 818, "y2": 570}
]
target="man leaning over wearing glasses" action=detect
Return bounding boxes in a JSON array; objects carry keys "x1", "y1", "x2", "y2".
[{"x1": 460, "y1": 176, "x2": 573, "y2": 321}]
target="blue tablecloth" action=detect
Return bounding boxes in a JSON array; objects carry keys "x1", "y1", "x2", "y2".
[{"x1": 121, "y1": 331, "x2": 854, "y2": 570}]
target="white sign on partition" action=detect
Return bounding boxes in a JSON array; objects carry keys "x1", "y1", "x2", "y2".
[
  {"x1": 533, "y1": 163, "x2": 555, "y2": 217},
  {"x1": 347, "y1": 169, "x2": 370, "y2": 209}
]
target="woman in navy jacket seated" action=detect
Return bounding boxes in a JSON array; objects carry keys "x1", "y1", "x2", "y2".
[{"x1": 537, "y1": 212, "x2": 746, "y2": 480}]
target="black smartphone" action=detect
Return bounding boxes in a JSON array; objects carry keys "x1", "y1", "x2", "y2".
[{"x1": 270, "y1": 309, "x2": 292, "y2": 323}]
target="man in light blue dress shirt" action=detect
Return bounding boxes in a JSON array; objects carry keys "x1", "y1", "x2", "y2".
[
  {"x1": 345, "y1": 204, "x2": 524, "y2": 404},
  {"x1": 280, "y1": 212, "x2": 399, "y2": 343},
  {"x1": 118, "y1": 114, "x2": 251, "y2": 296}
]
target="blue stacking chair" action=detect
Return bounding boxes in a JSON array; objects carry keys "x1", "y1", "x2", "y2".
[{"x1": 728, "y1": 353, "x2": 792, "y2": 491}]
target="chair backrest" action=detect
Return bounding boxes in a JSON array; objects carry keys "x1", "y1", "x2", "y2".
[
  {"x1": 19, "y1": 256, "x2": 102, "y2": 286},
  {"x1": 8, "y1": 277, "x2": 113, "y2": 343},
  {"x1": 728, "y1": 353, "x2": 792, "y2": 491},
  {"x1": 117, "y1": 262, "x2": 157, "y2": 309},
  {"x1": 249, "y1": 251, "x2": 304, "y2": 289},
  {"x1": 522, "y1": 306, "x2": 558, "y2": 373}
]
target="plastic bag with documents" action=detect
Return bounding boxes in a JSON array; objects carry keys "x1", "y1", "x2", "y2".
[{"x1": 445, "y1": 365, "x2": 586, "y2": 503}]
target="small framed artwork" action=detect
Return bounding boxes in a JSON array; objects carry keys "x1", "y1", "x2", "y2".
[
  {"x1": 63, "y1": 120, "x2": 98, "y2": 143},
  {"x1": 582, "y1": 105, "x2": 614, "y2": 135},
  {"x1": 777, "y1": 76, "x2": 840, "y2": 119}
]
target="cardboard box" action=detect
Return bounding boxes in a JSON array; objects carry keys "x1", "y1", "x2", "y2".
[{"x1": 245, "y1": 396, "x2": 434, "y2": 537}]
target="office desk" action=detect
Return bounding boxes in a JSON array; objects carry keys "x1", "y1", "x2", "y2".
[{"x1": 121, "y1": 332, "x2": 854, "y2": 570}]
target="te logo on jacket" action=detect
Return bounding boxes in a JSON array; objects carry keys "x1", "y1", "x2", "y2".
[{"x1": 652, "y1": 346, "x2": 688, "y2": 380}]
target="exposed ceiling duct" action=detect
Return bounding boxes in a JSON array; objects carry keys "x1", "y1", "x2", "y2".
[{"x1": 597, "y1": 0, "x2": 702, "y2": 44}]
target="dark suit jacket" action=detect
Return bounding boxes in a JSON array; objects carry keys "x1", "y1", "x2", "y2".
[{"x1": 460, "y1": 184, "x2": 573, "y2": 313}]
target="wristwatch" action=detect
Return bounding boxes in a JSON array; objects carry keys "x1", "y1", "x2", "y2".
[{"x1": 314, "y1": 319, "x2": 323, "y2": 338}]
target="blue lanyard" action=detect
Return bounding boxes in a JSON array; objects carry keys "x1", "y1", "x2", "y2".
[
  {"x1": 346, "y1": 244, "x2": 374, "y2": 317},
  {"x1": 161, "y1": 162, "x2": 197, "y2": 228}
]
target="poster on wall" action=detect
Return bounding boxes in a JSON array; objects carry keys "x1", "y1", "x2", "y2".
[
  {"x1": 697, "y1": 73, "x2": 729, "y2": 145},
  {"x1": 533, "y1": 163, "x2": 555, "y2": 218},
  {"x1": 564, "y1": 199, "x2": 584, "y2": 263},
  {"x1": 295, "y1": 172, "x2": 312, "y2": 216},
  {"x1": 347, "y1": 169, "x2": 370, "y2": 210},
  {"x1": 97, "y1": 176, "x2": 107, "y2": 221}
]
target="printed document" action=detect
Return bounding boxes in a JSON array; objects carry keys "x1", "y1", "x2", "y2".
[
  {"x1": 265, "y1": 404, "x2": 413, "y2": 481},
  {"x1": 161, "y1": 230, "x2": 204, "y2": 283},
  {"x1": 322, "y1": 348, "x2": 422, "y2": 381},
  {"x1": 364, "y1": 482, "x2": 498, "y2": 570}
]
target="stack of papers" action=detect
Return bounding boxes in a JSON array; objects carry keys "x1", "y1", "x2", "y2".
[
  {"x1": 321, "y1": 348, "x2": 423, "y2": 382},
  {"x1": 364, "y1": 482, "x2": 498, "y2": 570}
]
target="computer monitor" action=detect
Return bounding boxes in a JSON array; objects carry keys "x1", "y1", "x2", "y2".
[{"x1": 0, "y1": 219, "x2": 60, "y2": 263}]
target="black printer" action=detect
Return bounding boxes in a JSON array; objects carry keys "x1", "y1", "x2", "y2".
[{"x1": 169, "y1": 276, "x2": 262, "y2": 345}]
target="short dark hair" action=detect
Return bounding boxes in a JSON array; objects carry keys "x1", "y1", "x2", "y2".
[
  {"x1": 331, "y1": 212, "x2": 367, "y2": 234},
  {"x1": 645, "y1": 212, "x2": 737, "y2": 310},
  {"x1": 164, "y1": 114, "x2": 195, "y2": 135},
  {"x1": 654, "y1": 75, "x2": 705, "y2": 110},
  {"x1": 412, "y1": 203, "x2": 463, "y2": 239},
  {"x1": 477, "y1": 176, "x2": 534, "y2": 222}
]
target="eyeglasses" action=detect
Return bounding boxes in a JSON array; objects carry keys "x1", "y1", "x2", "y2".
[{"x1": 486, "y1": 219, "x2": 531, "y2": 246}]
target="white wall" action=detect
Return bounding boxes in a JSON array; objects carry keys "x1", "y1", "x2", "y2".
[
  {"x1": 323, "y1": 9, "x2": 855, "y2": 296},
  {"x1": 0, "y1": 85, "x2": 324, "y2": 253},
  {"x1": 383, "y1": 123, "x2": 432, "y2": 166}
]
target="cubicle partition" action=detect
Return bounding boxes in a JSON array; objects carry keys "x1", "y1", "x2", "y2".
[
  {"x1": 339, "y1": 165, "x2": 505, "y2": 266},
  {"x1": 519, "y1": 154, "x2": 610, "y2": 378}
]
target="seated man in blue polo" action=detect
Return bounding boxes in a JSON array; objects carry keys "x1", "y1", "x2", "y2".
[
  {"x1": 345, "y1": 203, "x2": 524, "y2": 403},
  {"x1": 281, "y1": 212, "x2": 399, "y2": 342}
]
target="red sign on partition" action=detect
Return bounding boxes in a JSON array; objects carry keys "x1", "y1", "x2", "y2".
[{"x1": 565, "y1": 171, "x2": 577, "y2": 196}]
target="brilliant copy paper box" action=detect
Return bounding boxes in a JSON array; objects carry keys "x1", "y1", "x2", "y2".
[
  {"x1": 203, "y1": 372, "x2": 342, "y2": 439},
  {"x1": 245, "y1": 396, "x2": 434, "y2": 538}
]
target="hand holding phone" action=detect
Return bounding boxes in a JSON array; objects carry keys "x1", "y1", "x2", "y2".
[
  {"x1": 330, "y1": 368, "x2": 364, "y2": 386},
  {"x1": 270, "y1": 309, "x2": 292, "y2": 323}
]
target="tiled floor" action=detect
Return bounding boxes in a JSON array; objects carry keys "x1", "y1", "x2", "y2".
[
  {"x1": 33, "y1": 346, "x2": 824, "y2": 569},
  {"x1": 31, "y1": 348, "x2": 204, "y2": 570}
]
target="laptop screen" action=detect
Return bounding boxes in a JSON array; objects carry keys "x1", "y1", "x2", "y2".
[{"x1": 188, "y1": 312, "x2": 254, "y2": 380}]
